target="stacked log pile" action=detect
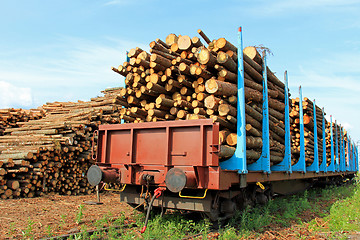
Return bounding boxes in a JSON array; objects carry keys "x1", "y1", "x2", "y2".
[
  {"x1": 0, "y1": 90, "x2": 125, "y2": 199},
  {"x1": 325, "y1": 121, "x2": 347, "y2": 166},
  {"x1": 290, "y1": 97, "x2": 325, "y2": 166},
  {"x1": 303, "y1": 98, "x2": 324, "y2": 165},
  {"x1": 112, "y1": 31, "x2": 287, "y2": 165},
  {"x1": 0, "y1": 108, "x2": 45, "y2": 136},
  {"x1": 344, "y1": 131, "x2": 350, "y2": 166}
]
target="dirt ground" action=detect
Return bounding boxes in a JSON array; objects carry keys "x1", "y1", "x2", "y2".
[
  {"x1": 1, "y1": 191, "x2": 359, "y2": 240},
  {"x1": 0, "y1": 192, "x2": 133, "y2": 239}
]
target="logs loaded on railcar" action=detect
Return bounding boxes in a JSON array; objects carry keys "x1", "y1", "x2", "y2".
[{"x1": 87, "y1": 28, "x2": 358, "y2": 222}]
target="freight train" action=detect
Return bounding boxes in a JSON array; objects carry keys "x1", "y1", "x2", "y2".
[{"x1": 86, "y1": 28, "x2": 358, "y2": 223}]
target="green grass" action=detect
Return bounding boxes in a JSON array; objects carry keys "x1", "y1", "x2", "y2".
[
  {"x1": 19, "y1": 176, "x2": 360, "y2": 239},
  {"x1": 309, "y1": 176, "x2": 360, "y2": 238},
  {"x1": 75, "y1": 204, "x2": 85, "y2": 225},
  {"x1": 219, "y1": 178, "x2": 357, "y2": 239},
  {"x1": 218, "y1": 190, "x2": 312, "y2": 238},
  {"x1": 67, "y1": 180, "x2": 356, "y2": 239},
  {"x1": 22, "y1": 218, "x2": 35, "y2": 239}
]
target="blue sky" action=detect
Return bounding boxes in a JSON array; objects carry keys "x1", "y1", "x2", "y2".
[{"x1": 1, "y1": 0, "x2": 360, "y2": 143}]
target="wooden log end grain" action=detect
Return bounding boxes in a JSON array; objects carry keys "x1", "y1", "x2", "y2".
[
  {"x1": 191, "y1": 36, "x2": 203, "y2": 47},
  {"x1": 219, "y1": 130, "x2": 230, "y2": 144},
  {"x1": 178, "y1": 35, "x2": 192, "y2": 51},
  {"x1": 165, "y1": 33, "x2": 179, "y2": 46},
  {"x1": 226, "y1": 133, "x2": 237, "y2": 146},
  {"x1": 243, "y1": 46, "x2": 262, "y2": 64},
  {"x1": 215, "y1": 38, "x2": 237, "y2": 52},
  {"x1": 205, "y1": 78, "x2": 237, "y2": 96},
  {"x1": 197, "y1": 47, "x2": 216, "y2": 66}
]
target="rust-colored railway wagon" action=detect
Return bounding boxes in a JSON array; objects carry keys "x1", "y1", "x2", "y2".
[
  {"x1": 88, "y1": 119, "x2": 357, "y2": 221},
  {"x1": 86, "y1": 28, "x2": 358, "y2": 222}
]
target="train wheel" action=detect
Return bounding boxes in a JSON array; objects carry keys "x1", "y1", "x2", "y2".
[{"x1": 201, "y1": 208, "x2": 220, "y2": 222}]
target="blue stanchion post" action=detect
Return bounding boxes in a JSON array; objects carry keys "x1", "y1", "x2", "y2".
[
  {"x1": 319, "y1": 108, "x2": 327, "y2": 172},
  {"x1": 327, "y1": 116, "x2": 335, "y2": 172},
  {"x1": 339, "y1": 126, "x2": 345, "y2": 172},
  {"x1": 220, "y1": 27, "x2": 247, "y2": 174},
  {"x1": 354, "y1": 142, "x2": 358, "y2": 172},
  {"x1": 292, "y1": 87, "x2": 306, "y2": 172},
  {"x1": 306, "y1": 99, "x2": 319, "y2": 172},
  {"x1": 271, "y1": 71, "x2": 292, "y2": 173},
  {"x1": 348, "y1": 138, "x2": 353, "y2": 172},
  {"x1": 352, "y1": 142, "x2": 356, "y2": 171},
  {"x1": 335, "y1": 121, "x2": 339, "y2": 171},
  {"x1": 352, "y1": 141, "x2": 356, "y2": 172},
  {"x1": 351, "y1": 142, "x2": 354, "y2": 171},
  {"x1": 247, "y1": 52, "x2": 271, "y2": 173},
  {"x1": 348, "y1": 138, "x2": 354, "y2": 172},
  {"x1": 350, "y1": 140, "x2": 354, "y2": 171},
  {"x1": 346, "y1": 137, "x2": 351, "y2": 171},
  {"x1": 120, "y1": 52, "x2": 130, "y2": 124},
  {"x1": 356, "y1": 145, "x2": 359, "y2": 172}
]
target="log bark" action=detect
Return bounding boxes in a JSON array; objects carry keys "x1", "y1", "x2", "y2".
[
  {"x1": 197, "y1": 29, "x2": 211, "y2": 44},
  {"x1": 218, "y1": 104, "x2": 236, "y2": 117},
  {"x1": 197, "y1": 47, "x2": 216, "y2": 67},
  {"x1": 216, "y1": 38, "x2": 237, "y2": 52},
  {"x1": 205, "y1": 79, "x2": 237, "y2": 96},
  {"x1": 217, "y1": 51, "x2": 237, "y2": 73},
  {"x1": 219, "y1": 145, "x2": 235, "y2": 159},
  {"x1": 246, "y1": 124, "x2": 261, "y2": 137}
]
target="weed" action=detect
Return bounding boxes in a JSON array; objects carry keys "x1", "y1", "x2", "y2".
[
  {"x1": 133, "y1": 213, "x2": 211, "y2": 239},
  {"x1": 46, "y1": 225, "x2": 53, "y2": 237},
  {"x1": 218, "y1": 226, "x2": 239, "y2": 240},
  {"x1": 94, "y1": 214, "x2": 110, "y2": 229},
  {"x1": 79, "y1": 225, "x2": 90, "y2": 239},
  {"x1": 307, "y1": 179, "x2": 360, "y2": 238},
  {"x1": 114, "y1": 211, "x2": 127, "y2": 225},
  {"x1": 22, "y1": 218, "x2": 35, "y2": 239},
  {"x1": 9, "y1": 222, "x2": 16, "y2": 236},
  {"x1": 89, "y1": 231, "x2": 104, "y2": 240},
  {"x1": 324, "y1": 184, "x2": 360, "y2": 232},
  {"x1": 75, "y1": 204, "x2": 85, "y2": 225},
  {"x1": 59, "y1": 214, "x2": 67, "y2": 229}
]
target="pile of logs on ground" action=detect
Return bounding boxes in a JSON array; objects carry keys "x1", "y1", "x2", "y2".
[
  {"x1": 112, "y1": 30, "x2": 287, "y2": 165},
  {"x1": 0, "y1": 108, "x2": 45, "y2": 136},
  {"x1": 0, "y1": 91, "x2": 125, "y2": 199}
]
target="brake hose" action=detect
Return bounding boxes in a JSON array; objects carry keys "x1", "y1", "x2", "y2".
[{"x1": 140, "y1": 187, "x2": 164, "y2": 234}]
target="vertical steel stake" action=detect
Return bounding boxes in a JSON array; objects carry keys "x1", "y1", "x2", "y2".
[{"x1": 220, "y1": 27, "x2": 247, "y2": 174}]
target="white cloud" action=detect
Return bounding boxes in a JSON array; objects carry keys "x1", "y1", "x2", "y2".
[
  {"x1": 285, "y1": 51, "x2": 360, "y2": 141},
  {"x1": 290, "y1": 68, "x2": 360, "y2": 92},
  {"x1": 342, "y1": 122, "x2": 353, "y2": 130},
  {"x1": 0, "y1": 36, "x2": 147, "y2": 108},
  {"x1": 0, "y1": 81, "x2": 32, "y2": 108}
]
